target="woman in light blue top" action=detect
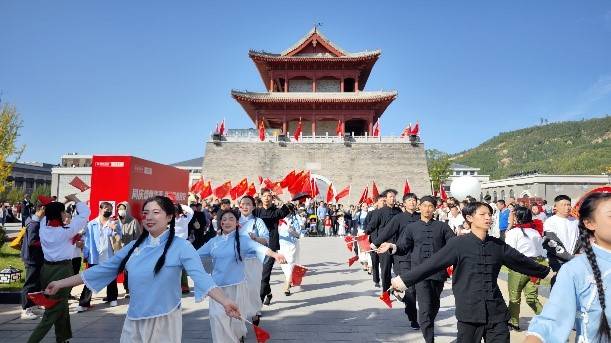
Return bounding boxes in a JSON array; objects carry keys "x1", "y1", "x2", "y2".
[
  {"x1": 237, "y1": 195, "x2": 269, "y2": 325},
  {"x1": 198, "y1": 209, "x2": 285, "y2": 343},
  {"x1": 525, "y1": 192, "x2": 611, "y2": 343},
  {"x1": 45, "y1": 196, "x2": 241, "y2": 343}
]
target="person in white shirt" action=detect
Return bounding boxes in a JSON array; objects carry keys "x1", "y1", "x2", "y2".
[
  {"x1": 447, "y1": 205, "x2": 465, "y2": 234},
  {"x1": 174, "y1": 203, "x2": 194, "y2": 293},
  {"x1": 542, "y1": 194, "x2": 580, "y2": 287},
  {"x1": 28, "y1": 194, "x2": 90, "y2": 343},
  {"x1": 505, "y1": 206, "x2": 545, "y2": 331}
]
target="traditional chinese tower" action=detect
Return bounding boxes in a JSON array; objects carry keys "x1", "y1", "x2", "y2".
[
  {"x1": 202, "y1": 28, "x2": 430, "y2": 203},
  {"x1": 231, "y1": 27, "x2": 396, "y2": 137}
]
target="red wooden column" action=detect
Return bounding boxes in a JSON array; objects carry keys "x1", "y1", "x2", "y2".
[
  {"x1": 284, "y1": 73, "x2": 288, "y2": 92},
  {"x1": 355, "y1": 75, "x2": 359, "y2": 93},
  {"x1": 282, "y1": 115, "x2": 288, "y2": 135},
  {"x1": 340, "y1": 78, "x2": 344, "y2": 92},
  {"x1": 368, "y1": 119, "x2": 373, "y2": 135},
  {"x1": 311, "y1": 116, "x2": 316, "y2": 137},
  {"x1": 312, "y1": 77, "x2": 316, "y2": 92}
]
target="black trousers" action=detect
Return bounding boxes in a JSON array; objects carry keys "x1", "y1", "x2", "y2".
[
  {"x1": 457, "y1": 320, "x2": 509, "y2": 343},
  {"x1": 379, "y1": 252, "x2": 393, "y2": 291},
  {"x1": 370, "y1": 251, "x2": 380, "y2": 284},
  {"x1": 393, "y1": 260, "x2": 417, "y2": 323},
  {"x1": 71, "y1": 257, "x2": 81, "y2": 276},
  {"x1": 260, "y1": 255, "x2": 276, "y2": 300},
  {"x1": 79, "y1": 264, "x2": 117, "y2": 306},
  {"x1": 415, "y1": 279, "x2": 445, "y2": 343},
  {"x1": 21, "y1": 264, "x2": 42, "y2": 309}
]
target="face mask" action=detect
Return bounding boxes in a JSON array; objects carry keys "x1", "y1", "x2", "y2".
[
  {"x1": 102, "y1": 211, "x2": 112, "y2": 218},
  {"x1": 118, "y1": 209, "x2": 127, "y2": 217}
]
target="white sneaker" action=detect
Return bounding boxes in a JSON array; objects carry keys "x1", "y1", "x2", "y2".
[
  {"x1": 109, "y1": 300, "x2": 118, "y2": 307},
  {"x1": 31, "y1": 306, "x2": 45, "y2": 315},
  {"x1": 21, "y1": 308, "x2": 38, "y2": 320},
  {"x1": 76, "y1": 305, "x2": 89, "y2": 313}
]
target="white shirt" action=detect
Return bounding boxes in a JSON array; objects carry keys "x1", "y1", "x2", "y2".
[
  {"x1": 505, "y1": 226, "x2": 544, "y2": 257},
  {"x1": 40, "y1": 202, "x2": 91, "y2": 262},
  {"x1": 174, "y1": 204, "x2": 194, "y2": 239},
  {"x1": 534, "y1": 212, "x2": 547, "y2": 222},
  {"x1": 543, "y1": 215, "x2": 579, "y2": 254},
  {"x1": 447, "y1": 212, "x2": 465, "y2": 233}
]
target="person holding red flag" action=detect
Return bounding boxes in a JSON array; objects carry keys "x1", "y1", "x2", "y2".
[{"x1": 363, "y1": 195, "x2": 386, "y2": 287}]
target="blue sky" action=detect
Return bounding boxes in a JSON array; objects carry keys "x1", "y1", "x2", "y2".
[{"x1": 2, "y1": 1, "x2": 610, "y2": 165}]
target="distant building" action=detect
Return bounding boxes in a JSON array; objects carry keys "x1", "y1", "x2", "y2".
[
  {"x1": 171, "y1": 157, "x2": 203, "y2": 186},
  {"x1": 51, "y1": 154, "x2": 92, "y2": 202},
  {"x1": 7, "y1": 162, "x2": 54, "y2": 195},
  {"x1": 448, "y1": 163, "x2": 490, "y2": 183},
  {"x1": 480, "y1": 174, "x2": 609, "y2": 203}
]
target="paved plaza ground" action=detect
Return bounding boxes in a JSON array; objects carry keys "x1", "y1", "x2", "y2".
[{"x1": 0, "y1": 237, "x2": 543, "y2": 342}]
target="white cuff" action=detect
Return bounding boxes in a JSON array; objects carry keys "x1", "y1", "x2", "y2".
[{"x1": 390, "y1": 244, "x2": 398, "y2": 255}]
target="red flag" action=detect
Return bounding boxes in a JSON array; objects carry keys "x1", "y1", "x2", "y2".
[
  {"x1": 357, "y1": 236, "x2": 371, "y2": 252},
  {"x1": 258, "y1": 176, "x2": 263, "y2": 185},
  {"x1": 410, "y1": 122, "x2": 420, "y2": 136},
  {"x1": 219, "y1": 119, "x2": 226, "y2": 135},
  {"x1": 379, "y1": 291, "x2": 392, "y2": 308},
  {"x1": 253, "y1": 324, "x2": 271, "y2": 343},
  {"x1": 263, "y1": 178, "x2": 283, "y2": 195},
  {"x1": 439, "y1": 182, "x2": 448, "y2": 201},
  {"x1": 530, "y1": 276, "x2": 540, "y2": 284},
  {"x1": 403, "y1": 179, "x2": 411, "y2": 195},
  {"x1": 372, "y1": 119, "x2": 380, "y2": 137},
  {"x1": 345, "y1": 241, "x2": 354, "y2": 252},
  {"x1": 116, "y1": 271, "x2": 125, "y2": 283},
  {"x1": 199, "y1": 181, "x2": 213, "y2": 199},
  {"x1": 190, "y1": 179, "x2": 204, "y2": 193},
  {"x1": 446, "y1": 266, "x2": 454, "y2": 277},
  {"x1": 213, "y1": 181, "x2": 232, "y2": 199},
  {"x1": 347, "y1": 255, "x2": 359, "y2": 267},
  {"x1": 401, "y1": 124, "x2": 412, "y2": 137},
  {"x1": 358, "y1": 186, "x2": 369, "y2": 204},
  {"x1": 334, "y1": 185, "x2": 350, "y2": 202},
  {"x1": 300, "y1": 177, "x2": 312, "y2": 196},
  {"x1": 69, "y1": 176, "x2": 90, "y2": 192},
  {"x1": 291, "y1": 264, "x2": 308, "y2": 286},
  {"x1": 37, "y1": 195, "x2": 53, "y2": 206},
  {"x1": 294, "y1": 119, "x2": 302, "y2": 141},
  {"x1": 258, "y1": 118, "x2": 266, "y2": 141},
  {"x1": 229, "y1": 187, "x2": 238, "y2": 201},
  {"x1": 236, "y1": 178, "x2": 248, "y2": 196},
  {"x1": 289, "y1": 171, "x2": 309, "y2": 195},
  {"x1": 27, "y1": 292, "x2": 60, "y2": 309},
  {"x1": 246, "y1": 182, "x2": 256, "y2": 197},
  {"x1": 371, "y1": 181, "x2": 379, "y2": 199},
  {"x1": 312, "y1": 179, "x2": 320, "y2": 198},
  {"x1": 326, "y1": 183, "x2": 334, "y2": 203},
  {"x1": 280, "y1": 170, "x2": 296, "y2": 188},
  {"x1": 336, "y1": 119, "x2": 343, "y2": 136}
]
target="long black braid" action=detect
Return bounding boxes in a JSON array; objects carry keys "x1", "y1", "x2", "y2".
[
  {"x1": 118, "y1": 196, "x2": 177, "y2": 276},
  {"x1": 578, "y1": 192, "x2": 611, "y2": 342},
  {"x1": 220, "y1": 209, "x2": 243, "y2": 263}
]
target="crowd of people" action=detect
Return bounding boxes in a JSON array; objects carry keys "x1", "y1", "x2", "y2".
[{"x1": 12, "y1": 182, "x2": 611, "y2": 342}]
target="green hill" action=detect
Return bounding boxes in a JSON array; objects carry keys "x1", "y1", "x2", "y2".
[{"x1": 448, "y1": 116, "x2": 611, "y2": 180}]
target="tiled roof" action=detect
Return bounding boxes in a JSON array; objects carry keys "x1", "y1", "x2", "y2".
[
  {"x1": 281, "y1": 27, "x2": 345, "y2": 56},
  {"x1": 172, "y1": 157, "x2": 204, "y2": 167},
  {"x1": 231, "y1": 90, "x2": 397, "y2": 103}
]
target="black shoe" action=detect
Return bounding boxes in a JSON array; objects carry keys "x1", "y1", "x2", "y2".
[
  {"x1": 284, "y1": 290, "x2": 291, "y2": 296},
  {"x1": 374, "y1": 282, "x2": 380, "y2": 288},
  {"x1": 102, "y1": 297, "x2": 108, "y2": 302},
  {"x1": 410, "y1": 321, "x2": 420, "y2": 330},
  {"x1": 508, "y1": 323, "x2": 520, "y2": 331},
  {"x1": 252, "y1": 315, "x2": 260, "y2": 326},
  {"x1": 263, "y1": 294, "x2": 272, "y2": 305}
]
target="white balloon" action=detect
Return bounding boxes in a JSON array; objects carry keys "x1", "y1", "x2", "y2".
[{"x1": 449, "y1": 176, "x2": 481, "y2": 201}]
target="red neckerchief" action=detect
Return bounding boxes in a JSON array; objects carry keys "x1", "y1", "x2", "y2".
[{"x1": 47, "y1": 219, "x2": 63, "y2": 227}]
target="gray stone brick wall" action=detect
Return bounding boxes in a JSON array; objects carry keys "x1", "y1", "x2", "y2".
[{"x1": 202, "y1": 141, "x2": 431, "y2": 204}]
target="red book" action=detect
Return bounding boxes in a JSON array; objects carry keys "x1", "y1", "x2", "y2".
[
  {"x1": 291, "y1": 264, "x2": 308, "y2": 286},
  {"x1": 347, "y1": 255, "x2": 359, "y2": 267},
  {"x1": 69, "y1": 176, "x2": 90, "y2": 192},
  {"x1": 253, "y1": 324, "x2": 271, "y2": 343},
  {"x1": 27, "y1": 292, "x2": 60, "y2": 309},
  {"x1": 379, "y1": 291, "x2": 392, "y2": 308}
]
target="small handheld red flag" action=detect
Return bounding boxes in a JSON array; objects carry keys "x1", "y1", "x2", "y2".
[
  {"x1": 347, "y1": 255, "x2": 359, "y2": 267},
  {"x1": 379, "y1": 291, "x2": 392, "y2": 308},
  {"x1": 410, "y1": 122, "x2": 420, "y2": 136},
  {"x1": 37, "y1": 195, "x2": 53, "y2": 206},
  {"x1": 116, "y1": 271, "x2": 126, "y2": 283},
  {"x1": 70, "y1": 233, "x2": 82, "y2": 245},
  {"x1": 326, "y1": 183, "x2": 334, "y2": 203},
  {"x1": 291, "y1": 264, "x2": 308, "y2": 286},
  {"x1": 69, "y1": 176, "x2": 90, "y2": 192},
  {"x1": 166, "y1": 192, "x2": 177, "y2": 202},
  {"x1": 27, "y1": 292, "x2": 60, "y2": 309},
  {"x1": 530, "y1": 276, "x2": 540, "y2": 284},
  {"x1": 403, "y1": 179, "x2": 411, "y2": 195},
  {"x1": 358, "y1": 186, "x2": 369, "y2": 204},
  {"x1": 345, "y1": 242, "x2": 354, "y2": 252},
  {"x1": 446, "y1": 265, "x2": 453, "y2": 277},
  {"x1": 334, "y1": 185, "x2": 350, "y2": 202},
  {"x1": 253, "y1": 324, "x2": 271, "y2": 343},
  {"x1": 371, "y1": 181, "x2": 379, "y2": 199},
  {"x1": 357, "y1": 236, "x2": 371, "y2": 252}
]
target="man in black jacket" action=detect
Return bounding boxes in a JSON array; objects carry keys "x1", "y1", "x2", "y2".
[
  {"x1": 253, "y1": 188, "x2": 291, "y2": 305},
  {"x1": 380, "y1": 196, "x2": 455, "y2": 343},
  {"x1": 20, "y1": 204, "x2": 45, "y2": 320},
  {"x1": 373, "y1": 193, "x2": 420, "y2": 330},
  {"x1": 363, "y1": 196, "x2": 385, "y2": 285},
  {"x1": 366, "y1": 189, "x2": 402, "y2": 290}
]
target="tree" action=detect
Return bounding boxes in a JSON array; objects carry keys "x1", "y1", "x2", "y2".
[
  {"x1": 30, "y1": 184, "x2": 51, "y2": 205},
  {"x1": 0, "y1": 103, "x2": 25, "y2": 193},
  {"x1": 428, "y1": 157, "x2": 451, "y2": 193}
]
